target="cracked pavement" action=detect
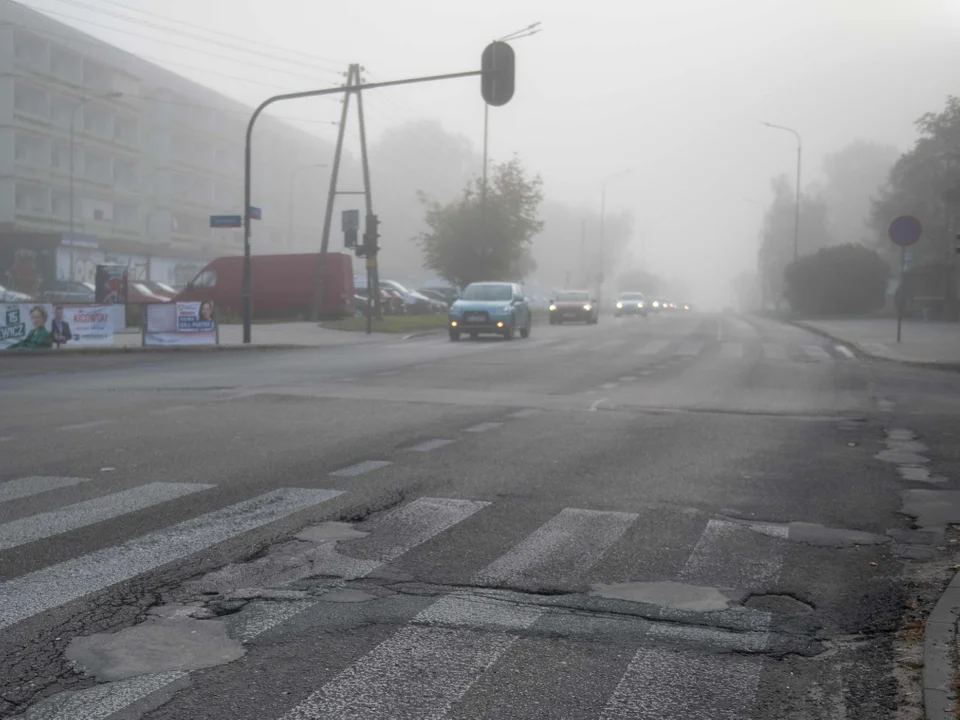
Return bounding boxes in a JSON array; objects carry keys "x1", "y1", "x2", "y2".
[{"x1": 3, "y1": 312, "x2": 960, "y2": 718}]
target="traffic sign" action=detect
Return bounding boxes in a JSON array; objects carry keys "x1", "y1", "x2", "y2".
[
  {"x1": 248, "y1": 206, "x2": 262, "y2": 220},
  {"x1": 889, "y1": 215, "x2": 922, "y2": 247},
  {"x1": 342, "y1": 209, "x2": 360, "y2": 231},
  {"x1": 210, "y1": 215, "x2": 242, "y2": 229},
  {"x1": 903, "y1": 250, "x2": 913, "y2": 270}
]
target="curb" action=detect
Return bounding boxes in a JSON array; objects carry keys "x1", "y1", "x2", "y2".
[
  {"x1": 788, "y1": 320, "x2": 960, "y2": 373},
  {"x1": 925, "y1": 570, "x2": 960, "y2": 719},
  {"x1": 400, "y1": 329, "x2": 445, "y2": 341},
  {"x1": 0, "y1": 343, "x2": 314, "y2": 356}
]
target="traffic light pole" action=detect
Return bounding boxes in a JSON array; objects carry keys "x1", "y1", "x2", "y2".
[{"x1": 243, "y1": 69, "x2": 484, "y2": 343}]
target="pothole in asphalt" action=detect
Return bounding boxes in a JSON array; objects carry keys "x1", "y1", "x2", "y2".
[
  {"x1": 744, "y1": 593, "x2": 815, "y2": 615},
  {"x1": 900, "y1": 489, "x2": 960, "y2": 531},
  {"x1": 587, "y1": 581, "x2": 743, "y2": 612},
  {"x1": 295, "y1": 521, "x2": 369, "y2": 543},
  {"x1": 730, "y1": 518, "x2": 890, "y2": 548},
  {"x1": 65, "y1": 616, "x2": 245, "y2": 682},
  {"x1": 898, "y1": 466, "x2": 947, "y2": 484}
]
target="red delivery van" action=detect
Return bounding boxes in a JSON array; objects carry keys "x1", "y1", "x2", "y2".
[{"x1": 175, "y1": 252, "x2": 355, "y2": 320}]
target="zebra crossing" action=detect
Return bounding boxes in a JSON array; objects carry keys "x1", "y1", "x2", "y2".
[
  {"x1": 570, "y1": 336, "x2": 855, "y2": 363},
  {"x1": 0, "y1": 473, "x2": 811, "y2": 719}
]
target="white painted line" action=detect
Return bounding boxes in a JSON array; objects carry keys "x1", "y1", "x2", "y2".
[
  {"x1": 464, "y1": 422, "x2": 503, "y2": 433},
  {"x1": 802, "y1": 344, "x2": 831, "y2": 360},
  {"x1": 600, "y1": 382, "x2": 618, "y2": 390},
  {"x1": 0, "y1": 476, "x2": 92, "y2": 505},
  {"x1": 635, "y1": 339, "x2": 669, "y2": 355},
  {"x1": 619, "y1": 376, "x2": 636, "y2": 382},
  {"x1": 0, "y1": 488, "x2": 343, "y2": 630},
  {"x1": 675, "y1": 341, "x2": 704, "y2": 357},
  {"x1": 679, "y1": 518, "x2": 782, "y2": 589},
  {"x1": 720, "y1": 342, "x2": 743, "y2": 359},
  {"x1": 589, "y1": 398, "x2": 608, "y2": 412},
  {"x1": 19, "y1": 670, "x2": 190, "y2": 720},
  {"x1": 357, "y1": 497, "x2": 490, "y2": 565},
  {"x1": 761, "y1": 343, "x2": 788, "y2": 360},
  {"x1": 639, "y1": 369, "x2": 654, "y2": 376},
  {"x1": 507, "y1": 408, "x2": 542, "y2": 418},
  {"x1": 230, "y1": 599, "x2": 319, "y2": 644},
  {"x1": 277, "y1": 625, "x2": 520, "y2": 720},
  {"x1": 0, "y1": 436, "x2": 12, "y2": 442},
  {"x1": 601, "y1": 648, "x2": 762, "y2": 719},
  {"x1": 476, "y1": 508, "x2": 637, "y2": 586},
  {"x1": 0, "y1": 483, "x2": 215, "y2": 551},
  {"x1": 330, "y1": 460, "x2": 392, "y2": 477},
  {"x1": 148, "y1": 404, "x2": 196, "y2": 415},
  {"x1": 835, "y1": 345, "x2": 856, "y2": 359},
  {"x1": 415, "y1": 594, "x2": 543, "y2": 632},
  {"x1": 407, "y1": 439, "x2": 455, "y2": 453},
  {"x1": 58, "y1": 419, "x2": 115, "y2": 432}
]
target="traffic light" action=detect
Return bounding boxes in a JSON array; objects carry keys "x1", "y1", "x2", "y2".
[
  {"x1": 362, "y1": 214, "x2": 380, "y2": 257},
  {"x1": 481, "y1": 41, "x2": 515, "y2": 107},
  {"x1": 342, "y1": 209, "x2": 359, "y2": 249}
]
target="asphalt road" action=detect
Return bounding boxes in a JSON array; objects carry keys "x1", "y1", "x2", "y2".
[{"x1": 3, "y1": 311, "x2": 960, "y2": 719}]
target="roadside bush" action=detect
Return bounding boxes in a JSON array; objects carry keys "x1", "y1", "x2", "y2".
[{"x1": 784, "y1": 244, "x2": 889, "y2": 316}]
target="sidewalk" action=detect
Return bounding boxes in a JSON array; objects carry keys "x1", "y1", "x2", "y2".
[{"x1": 796, "y1": 318, "x2": 960, "y2": 368}]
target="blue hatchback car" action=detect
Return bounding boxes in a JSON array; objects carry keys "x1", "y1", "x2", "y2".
[{"x1": 448, "y1": 282, "x2": 533, "y2": 341}]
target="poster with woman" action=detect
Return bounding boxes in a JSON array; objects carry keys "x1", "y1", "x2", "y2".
[
  {"x1": 1, "y1": 304, "x2": 54, "y2": 350},
  {"x1": 144, "y1": 301, "x2": 217, "y2": 346}
]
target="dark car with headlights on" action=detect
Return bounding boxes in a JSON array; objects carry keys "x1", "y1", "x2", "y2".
[
  {"x1": 614, "y1": 292, "x2": 647, "y2": 317},
  {"x1": 448, "y1": 282, "x2": 532, "y2": 341},
  {"x1": 549, "y1": 290, "x2": 598, "y2": 325}
]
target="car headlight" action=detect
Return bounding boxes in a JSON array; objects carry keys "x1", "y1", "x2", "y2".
[
  {"x1": 583, "y1": 304, "x2": 591, "y2": 311},
  {"x1": 616, "y1": 302, "x2": 623, "y2": 309},
  {"x1": 652, "y1": 301, "x2": 659, "y2": 308},
  {"x1": 549, "y1": 304, "x2": 557, "y2": 311},
  {"x1": 638, "y1": 302, "x2": 644, "y2": 308}
]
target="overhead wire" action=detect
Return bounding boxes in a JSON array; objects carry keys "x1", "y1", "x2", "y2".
[{"x1": 17, "y1": 0, "x2": 346, "y2": 77}]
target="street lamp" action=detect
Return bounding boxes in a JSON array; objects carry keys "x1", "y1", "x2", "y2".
[
  {"x1": 598, "y1": 169, "x2": 632, "y2": 294},
  {"x1": 287, "y1": 163, "x2": 328, "y2": 253},
  {"x1": 761, "y1": 121, "x2": 802, "y2": 262},
  {"x1": 482, "y1": 22, "x2": 541, "y2": 194},
  {"x1": 69, "y1": 91, "x2": 123, "y2": 240}
]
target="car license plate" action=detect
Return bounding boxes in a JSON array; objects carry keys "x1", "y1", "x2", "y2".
[
  {"x1": 563, "y1": 313, "x2": 576, "y2": 318},
  {"x1": 465, "y1": 316, "x2": 484, "y2": 323}
]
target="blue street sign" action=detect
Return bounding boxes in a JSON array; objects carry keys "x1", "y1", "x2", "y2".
[
  {"x1": 889, "y1": 215, "x2": 922, "y2": 247},
  {"x1": 210, "y1": 215, "x2": 242, "y2": 228},
  {"x1": 248, "y1": 206, "x2": 262, "y2": 220}
]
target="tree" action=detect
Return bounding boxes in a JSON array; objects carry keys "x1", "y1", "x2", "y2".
[
  {"x1": 821, "y1": 140, "x2": 898, "y2": 246},
  {"x1": 416, "y1": 157, "x2": 544, "y2": 288},
  {"x1": 784, "y1": 244, "x2": 889, "y2": 316}
]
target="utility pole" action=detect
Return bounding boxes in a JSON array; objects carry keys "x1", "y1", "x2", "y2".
[
  {"x1": 579, "y1": 219, "x2": 586, "y2": 286},
  {"x1": 355, "y1": 67, "x2": 381, "y2": 329}
]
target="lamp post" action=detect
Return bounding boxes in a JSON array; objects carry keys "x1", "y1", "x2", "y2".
[
  {"x1": 761, "y1": 121, "x2": 802, "y2": 262},
  {"x1": 598, "y1": 169, "x2": 632, "y2": 297},
  {"x1": 69, "y1": 91, "x2": 123, "y2": 240},
  {"x1": 287, "y1": 163, "x2": 328, "y2": 253}
]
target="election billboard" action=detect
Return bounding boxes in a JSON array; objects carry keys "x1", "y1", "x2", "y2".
[
  {"x1": 2, "y1": 303, "x2": 118, "y2": 350},
  {"x1": 144, "y1": 301, "x2": 217, "y2": 346}
]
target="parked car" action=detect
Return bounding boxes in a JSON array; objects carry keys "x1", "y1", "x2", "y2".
[
  {"x1": 548, "y1": 290, "x2": 599, "y2": 324},
  {"x1": 176, "y1": 252, "x2": 355, "y2": 320},
  {"x1": 41, "y1": 280, "x2": 95, "y2": 304},
  {"x1": 140, "y1": 281, "x2": 178, "y2": 300},
  {"x1": 0, "y1": 283, "x2": 35, "y2": 303},
  {"x1": 127, "y1": 282, "x2": 172, "y2": 304},
  {"x1": 448, "y1": 282, "x2": 532, "y2": 341},
  {"x1": 380, "y1": 280, "x2": 445, "y2": 315},
  {"x1": 614, "y1": 292, "x2": 647, "y2": 317},
  {"x1": 418, "y1": 287, "x2": 458, "y2": 306}
]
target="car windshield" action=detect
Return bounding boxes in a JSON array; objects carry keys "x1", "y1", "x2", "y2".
[
  {"x1": 619, "y1": 293, "x2": 644, "y2": 300},
  {"x1": 556, "y1": 291, "x2": 589, "y2": 301},
  {"x1": 461, "y1": 284, "x2": 512, "y2": 301}
]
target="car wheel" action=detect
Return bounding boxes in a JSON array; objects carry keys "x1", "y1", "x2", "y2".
[
  {"x1": 449, "y1": 330, "x2": 460, "y2": 341},
  {"x1": 503, "y1": 325, "x2": 515, "y2": 341},
  {"x1": 520, "y1": 324, "x2": 530, "y2": 339}
]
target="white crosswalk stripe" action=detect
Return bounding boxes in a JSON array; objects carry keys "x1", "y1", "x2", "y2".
[
  {"x1": 801, "y1": 344, "x2": 831, "y2": 360},
  {"x1": 0, "y1": 488, "x2": 343, "y2": 630},
  {"x1": 835, "y1": 344, "x2": 856, "y2": 359},
  {"x1": 636, "y1": 339, "x2": 670, "y2": 355},
  {"x1": 0, "y1": 476, "x2": 91, "y2": 504},
  {"x1": 0, "y1": 482, "x2": 214, "y2": 551}
]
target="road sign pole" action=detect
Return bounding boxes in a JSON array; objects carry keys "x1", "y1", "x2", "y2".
[{"x1": 897, "y1": 247, "x2": 905, "y2": 344}]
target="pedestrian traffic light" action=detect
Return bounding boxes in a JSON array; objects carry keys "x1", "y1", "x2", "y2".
[
  {"x1": 481, "y1": 41, "x2": 515, "y2": 107},
  {"x1": 342, "y1": 209, "x2": 359, "y2": 249}
]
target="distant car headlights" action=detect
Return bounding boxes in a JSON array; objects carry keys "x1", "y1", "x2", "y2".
[
  {"x1": 638, "y1": 302, "x2": 644, "y2": 308},
  {"x1": 549, "y1": 304, "x2": 557, "y2": 311},
  {"x1": 616, "y1": 302, "x2": 623, "y2": 309},
  {"x1": 583, "y1": 304, "x2": 592, "y2": 311},
  {"x1": 652, "y1": 301, "x2": 660, "y2": 308}
]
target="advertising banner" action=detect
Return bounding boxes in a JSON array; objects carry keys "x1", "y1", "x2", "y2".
[
  {"x1": 2, "y1": 304, "x2": 118, "y2": 350},
  {"x1": 95, "y1": 264, "x2": 128, "y2": 304},
  {"x1": 144, "y1": 301, "x2": 216, "y2": 346}
]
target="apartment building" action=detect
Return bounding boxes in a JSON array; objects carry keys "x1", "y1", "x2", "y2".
[{"x1": 0, "y1": 0, "x2": 336, "y2": 296}]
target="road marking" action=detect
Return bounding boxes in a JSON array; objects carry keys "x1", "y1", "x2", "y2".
[
  {"x1": 507, "y1": 408, "x2": 542, "y2": 418},
  {"x1": 58, "y1": 419, "x2": 115, "y2": 432},
  {"x1": 761, "y1": 343, "x2": 788, "y2": 360},
  {"x1": 601, "y1": 648, "x2": 762, "y2": 719},
  {"x1": 639, "y1": 369, "x2": 654, "y2": 376},
  {"x1": 600, "y1": 382, "x2": 618, "y2": 389},
  {"x1": 720, "y1": 342, "x2": 743, "y2": 359},
  {"x1": 636, "y1": 339, "x2": 669, "y2": 355},
  {"x1": 149, "y1": 404, "x2": 195, "y2": 415},
  {"x1": 619, "y1": 376, "x2": 636, "y2": 382},
  {"x1": 0, "y1": 436, "x2": 12, "y2": 442},
  {"x1": 330, "y1": 460, "x2": 392, "y2": 477},
  {"x1": 0, "y1": 482, "x2": 215, "y2": 551},
  {"x1": 475, "y1": 508, "x2": 637, "y2": 587},
  {"x1": 0, "y1": 488, "x2": 343, "y2": 631},
  {"x1": 406, "y1": 438, "x2": 455, "y2": 453},
  {"x1": 679, "y1": 518, "x2": 782, "y2": 589},
  {"x1": 589, "y1": 398, "x2": 608, "y2": 412},
  {"x1": 835, "y1": 345, "x2": 856, "y2": 359},
  {"x1": 0, "y1": 476, "x2": 92, "y2": 505},
  {"x1": 801, "y1": 344, "x2": 831, "y2": 360},
  {"x1": 465, "y1": 422, "x2": 503, "y2": 433},
  {"x1": 676, "y1": 341, "x2": 704, "y2": 357}
]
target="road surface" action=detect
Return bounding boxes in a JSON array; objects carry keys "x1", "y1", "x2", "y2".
[{"x1": 2, "y1": 312, "x2": 958, "y2": 719}]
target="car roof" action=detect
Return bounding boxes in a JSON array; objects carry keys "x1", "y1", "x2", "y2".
[{"x1": 467, "y1": 281, "x2": 512, "y2": 287}]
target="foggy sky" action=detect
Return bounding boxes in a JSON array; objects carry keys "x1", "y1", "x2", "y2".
[{"x1": 20, "y1": 0, "x2": 960, "y2": 307}]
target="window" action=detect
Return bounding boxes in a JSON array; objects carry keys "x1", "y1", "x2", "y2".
[
  {"x1": 50, "y1": 96, "x2": 75, "y2": 130},
  {"x1": 13, "y1": 32, "x2": 47, "y2": 71},
  {"x1": 14, "y1": 183, "x2": 48, "y2": 214},
  {"x1": 14, "y1": 133, "x2": 46, "y2": 166},
  {"x1": 556, "y1": 291, "x2": 590, "y2": 302},
  {"x1": 114, "y1": 158, "x2": 140, "y2": 190},
  {"x1": 191, "y1": 269, "x2": 217, "y2": 288},
  {"x1": 115, "y1": 202, "x2": 139, "y2": 229},
  {"x1": 82, "y1": 61, "x2": 113, "y2": 92},
  {"x1": 461, "y1": 284, "x2": 512, "y2": 301},
  {"x1": 51, "y1": 192, "x2": 71, "y2": 218},
  {"x1": 114, "y1": 115, "x2": 138, "y2": 144},
  {"x1": 83, "y1": 150, "x2": 112, "y2": 183},
  {"x1": 13, "y1": 81, "x2": 48, "y2": 118},
  {"x1": 51, "y1": 141, "x2": 69, "y2": 170},
  {"x1": 82, "y1": 105, "x2": 112, "y2": 139},
  {"x1": 50, "y1": 48, "x2": 81, "y2": 83}
]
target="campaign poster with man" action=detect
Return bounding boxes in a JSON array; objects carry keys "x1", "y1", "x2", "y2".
[{"x1": 1, "y1": 304, "x2": 117, "y2": 350}]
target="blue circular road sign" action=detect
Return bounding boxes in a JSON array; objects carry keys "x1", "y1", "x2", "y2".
[{"x1": 889, "y1": 215, "x2": 922, "y2": 247}]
